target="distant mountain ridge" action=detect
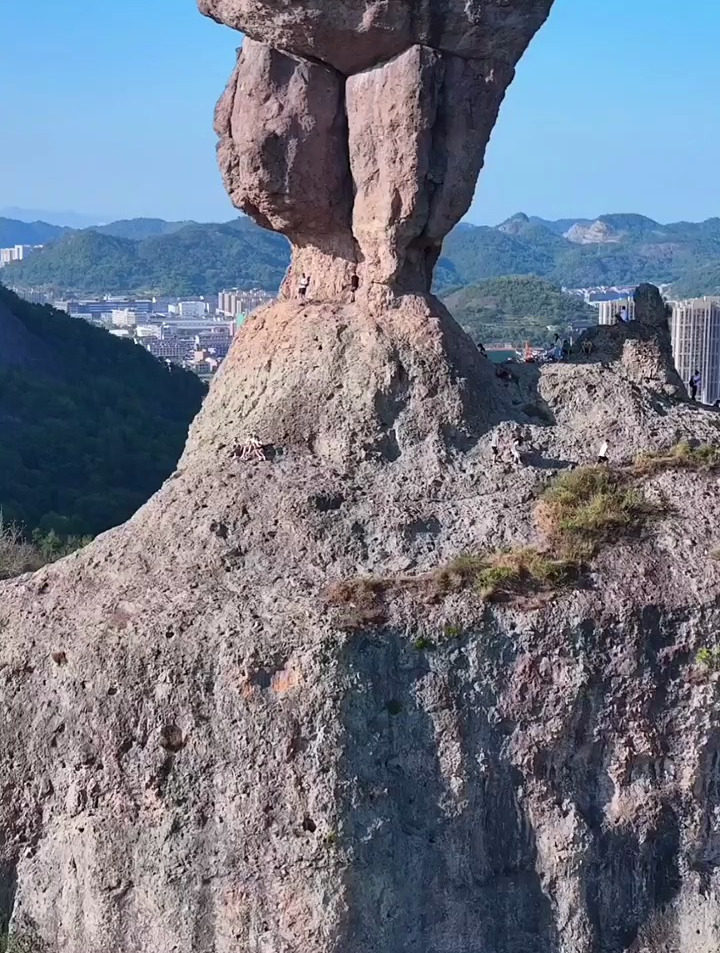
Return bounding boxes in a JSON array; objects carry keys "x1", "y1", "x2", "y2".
[{"x1": 3, "y1": 212, "x2": 720, "y2": 297}]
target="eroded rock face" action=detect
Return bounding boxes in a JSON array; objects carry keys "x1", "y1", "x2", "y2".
[
  {"x1": 207, "y1": 0, "x2": 555, "y2": 306},
  {"x1": 199, "y1": 0, "x2": 555, "y2": 75}
]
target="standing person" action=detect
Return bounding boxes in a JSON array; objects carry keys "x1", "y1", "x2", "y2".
[
  {"x1": 561, "y1": 339, "x2": 571, "y2": 360},
  {"x1": 298, "y1": 274, "x2": 310, "y2": 302},
  {"x1": 689, "y1": 369, "x2": 702, "y2": 402},
  {"x1": 620, "y1": 306, "x2": 629, "y2": 323},
  {"x1": 350, "y1": 273, "x2": 359, "y2": 303},
  {"x1": 490, "y1": 430, "x2": 500, "y2": 461},
  {"x1": 597, "y1": 438, "x2": 609, "y2": 465},
  {"x1": 511, "y1": 437, "x2": 523, "y2": 468}
]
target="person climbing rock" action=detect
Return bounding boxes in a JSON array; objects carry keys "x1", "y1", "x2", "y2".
[
  {"x1": 597, "y1": 439, "x2": 609, "y2": 465},
  {"x1": 689, "y1": 369, "x2": 702, "y2": 401},
  {"x1": 491, "y1": 430, "x2": 500, "y2": 461},
  {"x1": 298, "y1": 274, "x2": 310, "y2": 302},
  {"x1": 511, "y1": 437, "x2": 523, "y2": 468}
]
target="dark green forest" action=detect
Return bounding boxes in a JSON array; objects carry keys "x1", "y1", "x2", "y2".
[
  {"x1": 443, "y1": 275, "x2": 596, "y2": 344},
  {"x1": 4, "y1": 219, "x2": 290, "y2": 296},
  {"x1": 0, "y1": 285, "x2": 206, "y2": 539}
]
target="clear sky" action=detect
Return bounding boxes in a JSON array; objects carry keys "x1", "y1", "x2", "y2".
[{"x1": 1, "y1": 0, "x2": 719, "y2": 226}]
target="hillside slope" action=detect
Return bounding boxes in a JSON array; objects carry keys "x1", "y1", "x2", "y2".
[
  {"x1": 4, "y1": 213, "x2": 720, "y2": 297},
  {"x1": 444, "y1": 274, "x2": 596, "y2": 343},
  {"x1": 3, "y1": 219, "x2": 291, "y2": 295},
  {"x1": 0, "y1": 285, "x2": 206, "y2": 536}
]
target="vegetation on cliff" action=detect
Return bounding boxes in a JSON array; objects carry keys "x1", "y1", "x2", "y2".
[{"x1": 0, "y1": 285, "x2": 206, "y2": 538}]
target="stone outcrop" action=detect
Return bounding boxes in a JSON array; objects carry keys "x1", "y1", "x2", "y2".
[
  {"x1": 2, "y1": 2, "x2": 720, "y2": 952},
  {"x1": 1, "y1": 296, "x2": 720, "y2": 953},
  {"x1": 210, "y1": 0, "x2": 554, "y2": 307}
]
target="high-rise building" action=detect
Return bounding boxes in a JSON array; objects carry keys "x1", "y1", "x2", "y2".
[
  {"x1": 597, "y1": 297, "x2": 635, "y2": 326},
  {"x1": 0, "y1": 244, "x2": 42, "y2": 267},
  {"x1": 670, "y1": 297, "x2": 720, "y2": 404}
]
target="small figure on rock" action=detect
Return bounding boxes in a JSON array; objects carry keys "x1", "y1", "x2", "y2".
[
  {"x1": 350, "y1": 273, "x2": 359, "y2": 303},
  {"x1": 597, "y1": 439, "x2": 609, "y2": 465},
  {"x1": 490, "y1": 430, "x2": 500, "y2": 461},
  {"x1": 298, "y1": 274, "x2": 310, "y2": 302},
  {"x1": 562, "y1": 338, "x2": 571, "y2": 360},
  {"x1": 620, "y1": 306, "x2": 629, "y2": 323},
  {"x1": 236, "y1": 434, "x2": 266, "y2": 462},
  {"x1": 581, "y1": 338, "x2": 593, "y2": 357},
  {"x1": 511, "y1": 437, "x2": 523, "y2": 468},
  {"x1": 689, "y1": 369, "x2": 702, "y2": 402}
]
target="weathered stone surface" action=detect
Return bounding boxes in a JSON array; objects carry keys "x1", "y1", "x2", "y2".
[
  {"x1": 2, "y1": 296, "x2": 720, "y2": 952},
  {"x1": 346, "y1": 45, "x2": 444, "y2": 292},
  {"x1": 199, "y1": 0, "x2": 555, "y2": 75},
  {"x1": 215, "y1": 38, "x2": 358, "y2": 300},
  {"x1": 206, "y1": 0, "x2": 555, "y2": 306}
]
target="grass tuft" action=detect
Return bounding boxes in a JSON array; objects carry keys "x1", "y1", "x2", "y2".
[
  {"x1": 634, "y1": 441, "x2": 720, "y2": 476},
  {"x1": 536, "y1": 466, "x2": 653, "y2": 557}
]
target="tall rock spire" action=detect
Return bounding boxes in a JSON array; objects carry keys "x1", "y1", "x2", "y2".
[{"x1": 205, "y1": 0, "x2": 555, "y2": 309}]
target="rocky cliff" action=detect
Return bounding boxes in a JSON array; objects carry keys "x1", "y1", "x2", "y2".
[{"x1": 2, "y1": 3, "x2": 720, "y2": 953}]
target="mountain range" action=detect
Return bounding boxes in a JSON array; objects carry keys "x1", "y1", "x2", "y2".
[{"x1": 2, "y1": 211, "x2": 720, "y2": 297}]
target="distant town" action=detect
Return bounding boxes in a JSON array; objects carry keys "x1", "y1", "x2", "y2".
[
  {"x1": 2, "y1": 244, "x2": 272, "y2": 381},
  {"x1": 2, "y1": 241, "x2": 719, "y2": 404}
]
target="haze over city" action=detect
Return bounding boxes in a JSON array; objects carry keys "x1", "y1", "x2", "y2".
[{"x1": 2, "y1": 0, "x2": 720, "y2": 226}]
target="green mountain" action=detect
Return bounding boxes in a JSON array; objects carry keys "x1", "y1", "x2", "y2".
[
  {"x1": 437, "y1": 214, "x2": 720, "y2": 294},
  {"x1": 443, "y1": 275, "x2": 596, "y2": 345},
  {"x1": 91, "y1": 218, "x2": 194, "y2": 240},
  {"x1": 0, "y1": 217, "x2": 69, "y2": 247},
  {"x1": 0, "y1": 284, "x2": 206, "y2": 538},
  {"x1": 5, "y1": 211, "x2": 720, "y2": 299},
  {"x1": 3, "y1": 219, "x2": 290, "y2": 295}
]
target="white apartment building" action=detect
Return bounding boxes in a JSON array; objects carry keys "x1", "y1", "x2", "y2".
[
  {"x1": 0, "y1": 244, "x2": 42, "y2": 267},
  {"x1": 597, "y1": 297, "x2": 636, "y2": 326},
  {"x1": 111, "y1": 309, "x2": 137, "y2": 328},
  {"x1": 179, "y1": 300, "x2": 208, "y2": 320},
  {"x1": 670, "y1": 297, "x2": 720, "y2": 404}
]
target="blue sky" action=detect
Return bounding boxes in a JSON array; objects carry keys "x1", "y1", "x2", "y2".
[{"x1": 1, "y1": 0, "x2": 719, "y2": 226}]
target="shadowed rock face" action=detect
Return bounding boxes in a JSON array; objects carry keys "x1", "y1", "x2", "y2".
[{"x1": 206, "y1": 0, "x2": 555, "y2": 307}]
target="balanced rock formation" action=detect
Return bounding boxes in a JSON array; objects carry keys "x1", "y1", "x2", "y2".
[
  {"x1": 2, "y1": 3, "x2": 720, "y2": 953},
  {"x1": 211, "y1": 0, "x2": 554, "y2": 306}
]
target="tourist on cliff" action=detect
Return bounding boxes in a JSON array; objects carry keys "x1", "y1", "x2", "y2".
[
  {"x1": 689, "y1": 370, "x2": 702, "y2": 401},
  {"x1": 597, "y1": 439, "x2": 609, "y2": 465},
  {"x1": 298, "y1": 274, "x2": 310, "y2": 302},
  {"x1": 490, "y1": 430, "x2": 500, "y2": 461}
]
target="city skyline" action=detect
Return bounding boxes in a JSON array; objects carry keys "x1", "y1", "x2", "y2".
[{"x1": 2, "y1": 0, "x2": 720, "y2": 226}]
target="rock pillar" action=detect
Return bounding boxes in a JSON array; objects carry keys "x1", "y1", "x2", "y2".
[{"x1": 206, "y1": 0, "x2": 555, "y2": 310}]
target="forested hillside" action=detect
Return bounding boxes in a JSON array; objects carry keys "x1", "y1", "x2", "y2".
[
  {"x1": 4, "y1": 219, "x2": 290, "y2": 295},
  {"x1": 0, "y1": 285, "x2": 206, "y2": 538},
  {"x1": 444, "y1": 275, "x2": 596, "y2": 344},
  {"x1": 4, "y1": 212, "x2": 720, "y2": 298}
]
